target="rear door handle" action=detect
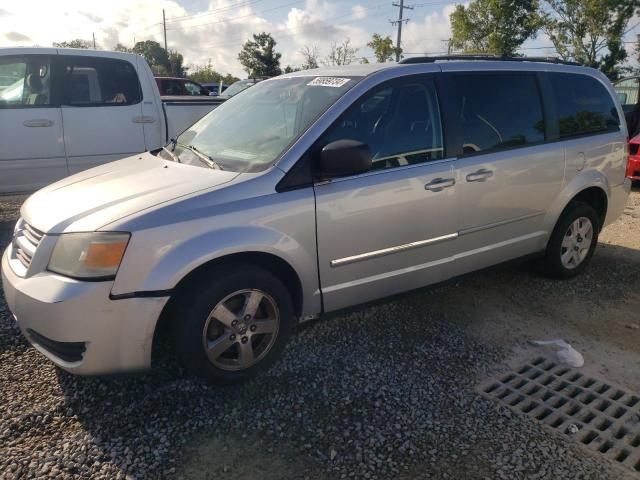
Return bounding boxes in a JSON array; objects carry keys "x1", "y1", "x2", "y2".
[
  {"x1": 466, "y1": 169, "x2": 493, "y2": 182},
  {"x1": 23, "y1": 119, "x2": 53, "y2": 127},
  {"x1": 425, "y1": 178, "x2": 455, "y2": 192},
  {"x1": 132, "y1": 116, "x2": 156, "y2": 124}
]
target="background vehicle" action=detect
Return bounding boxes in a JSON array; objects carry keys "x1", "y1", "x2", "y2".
[
  {"x1": 0, "y1": 47, "x2": 223, "y2": 194},
  {"x1": 155, "y1": 76, "x2": 209, "y2": 96},
  {"x1": 202, "y1": 83, "x2": 229, "y2": 96},
  {"x1": 1, "y1": 57, "x2": 631, "y2": 384},
  {"x1": 220, "y1": 78, "x2": 259, "y2": 98},
  {"x1": 628, "y1": 134, "x2": 640, "y2": 182}
]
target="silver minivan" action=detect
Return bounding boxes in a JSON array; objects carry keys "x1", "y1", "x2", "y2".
[{"x1": 1, "y1": 57, "x2": 632, "y2": 383}]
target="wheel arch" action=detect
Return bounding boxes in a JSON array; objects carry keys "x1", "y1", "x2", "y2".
[
  {"x1": 544, "y1": 172, "x2": 610, "y2": 236},
  {"x1": 152, "y1": 251, "x2": 305, "y2": 360}
]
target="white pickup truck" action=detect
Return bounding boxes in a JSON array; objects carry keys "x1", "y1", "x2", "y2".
[{"x1": 0, "y1": 47, "x2": 223, "y2": 193}]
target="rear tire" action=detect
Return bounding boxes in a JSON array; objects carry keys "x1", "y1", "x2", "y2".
[
  {"x1": 173, "y1": 264, "x2": 294, "y2": 384},
  {"x1": 541, "y1": 201, "x2": 600, "y2": 279}
]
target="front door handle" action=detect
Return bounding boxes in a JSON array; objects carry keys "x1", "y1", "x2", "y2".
[
  {"x1": 132, "y1": 116, "x2": 156, "y2": 124},
  {"x1": 23, "y1": 119, "x2": 53, "y2": 127},
  {"x1": 466, "y1": 168, "x2": 493, "y2": 182},
  {"x1": 425, "y1": 177, "x2": 455, "y2": 192}
]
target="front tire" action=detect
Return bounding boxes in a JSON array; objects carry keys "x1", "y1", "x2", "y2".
[
  {"x1": 541, "y1": 201, "x2": 600, "y2": 279},
  {"x1": 174, "y1": 264, "x2": 294, "y2": 384}
]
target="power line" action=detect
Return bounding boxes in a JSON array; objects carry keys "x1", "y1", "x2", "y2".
[{"x1": 391, "y1": 1, "x2": 413, "y2": 62}]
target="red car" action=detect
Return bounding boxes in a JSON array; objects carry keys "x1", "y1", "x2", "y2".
[
  {"x1": 155, "y1": 77, "x2": 209, "y2": 96},
  {"x1": 628, "y1": 134, "x2": 640, "y2": 181}
]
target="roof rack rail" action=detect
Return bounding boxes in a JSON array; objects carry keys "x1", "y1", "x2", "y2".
[{"x1": 398, "y1": 55, "x2": 582, "y2": 67}]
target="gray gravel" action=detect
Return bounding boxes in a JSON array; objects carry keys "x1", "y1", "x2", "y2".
[{"x1": 0, "y1": 195, "x2": 633, "y2": 480}]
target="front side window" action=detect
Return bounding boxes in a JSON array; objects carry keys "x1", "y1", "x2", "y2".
[
  {"x1": 171, "y1": 76, "x2": 358, "y2": 172},
  {"x1": 0, "y1": 56, "x2": 51, "y2": 107},
  {"x1": 59, "y1": 56, "x2": 141, "y2": 106},
  {"x1": 320, "y1": 77, "x2": 444, "y2": 170},
  {"x1": 550, "y1": 73, "x2": 620, "y2": 138},
  {"x1": 452, "y1": 74, "x2": 545, "y2": 155}
]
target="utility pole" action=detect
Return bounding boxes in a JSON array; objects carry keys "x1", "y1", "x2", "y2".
[
  {"x1": 391, "y1": 0, "x2": 413, "y2": 62},
  {"x1": 162, "y1": 9, "x2": 168, "y2": 53},
  {"x1": 92, "y1": 32, "x2": 96, "y2": 49}
]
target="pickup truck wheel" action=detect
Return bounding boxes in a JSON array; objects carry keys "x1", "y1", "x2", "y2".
[
  {"x1": 175, "y1": 265, "x2": 294, "y2": 384},
  {"x1": 541, "y1": 201, "x2": 600, "y2": 279}
]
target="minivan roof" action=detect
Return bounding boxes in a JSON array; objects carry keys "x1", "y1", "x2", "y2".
[{"x1": 281, "y1": 56, "x2": 599, "y2": 79}]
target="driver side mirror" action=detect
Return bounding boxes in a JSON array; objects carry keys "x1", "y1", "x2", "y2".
[{"x1": 318, "y1": 139, "x2": 372, "y2": 178}]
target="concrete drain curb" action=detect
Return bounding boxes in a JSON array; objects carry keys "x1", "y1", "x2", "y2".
[{"x1": 480, "y1": 357, "x2": 640, "y2": 475}]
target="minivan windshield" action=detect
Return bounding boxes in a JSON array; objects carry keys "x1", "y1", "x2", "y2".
[{"x1": 170, "y1": 75, "x2": 358, "y2": 172}]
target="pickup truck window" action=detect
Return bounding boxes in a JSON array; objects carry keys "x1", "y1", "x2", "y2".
[
  {"x1": 174, "y1": 76, "x2": 359, "y2": 172},
  {"x1": 0, "y1": 56, "x2": 51, "y2": 108},
  {"x1": 58, "y1": 56, "x2": 142, "y2": 107}
]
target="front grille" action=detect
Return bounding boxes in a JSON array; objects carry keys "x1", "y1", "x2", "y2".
[
  {"x1": 26, "y1": 328, "x2": 86, "y2": 363},
  {"x1": 13, "y1": 221, "x2": 44, "y2": 270}
]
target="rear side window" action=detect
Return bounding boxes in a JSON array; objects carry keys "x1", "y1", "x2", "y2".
[
  {"x1": 451, "y1": 74, "x2": 545, "y2": 155},
  {"x1": 549, "y1": 73, "x2": 620, "y2": 138},
  {"x1": 58, "y1": 56, "x2": 142, "y2": 107},
  {"x1": 0, "y1": 56, "x2": 52, "y2": 108}
]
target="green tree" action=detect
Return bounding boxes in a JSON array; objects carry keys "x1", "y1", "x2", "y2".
[
  {"x1": 450, "y1": 0, "x2": 540, "y2": 56},
  {"x1": 132, "y1": 40, "x2": 171, "y2": 76},
  {"x1": 300, "y1": 45, "x2": 320, "y2": 69},
  {"x1": 323, "y1": 39, "x2": 358, "y2": 66},
  {"x1": 367, "y1": 33, "x2": 401, "y2": 63},
  {"x1": 189, "y1": 61, "x2": 240, "y2": 84},
  {"x1": 542, "y1": 0, "x2": 636, "y2": 79},
  {"x1": 113, "y1": 43, "x2": 131, "y2": 53},
  {"x1": 52, "y1": 39, "x2": 93, "y2": 49},
  {"x1": 168, "y1": 49, "x2": 187, "y2": 77},
  {"x1": 238, "y1": 32, "x2": 282, "y2": 78}
]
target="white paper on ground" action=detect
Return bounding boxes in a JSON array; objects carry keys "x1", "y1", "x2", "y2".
[{"x1": 530, "y1": 339, "x2": 585, "y2": 368}]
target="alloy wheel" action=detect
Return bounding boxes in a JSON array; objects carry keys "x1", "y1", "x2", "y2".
[{"x1": 202, "y1": 289, "x2": 280, "y2": 371}]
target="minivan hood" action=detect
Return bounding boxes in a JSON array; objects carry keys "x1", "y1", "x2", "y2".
[{"x1": 22, "y1": 153, "x2": 239, "y2": 233}]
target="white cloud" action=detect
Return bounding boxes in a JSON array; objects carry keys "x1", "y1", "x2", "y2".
[
  {"x1": 352, "y1": 4, "x2": 367, "y2": 20},
  {"x1": 0, "y1": 0, "x2": 443, "y2": 75},
  {"x1": 401, "y1": 4, "x2": 458, "y2": 56}
]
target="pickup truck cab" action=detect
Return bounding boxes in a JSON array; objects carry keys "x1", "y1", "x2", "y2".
[
  {"x1": 1, "y1": 58, "x2": 632, "y2": 384},
  {"x1": 0, "y1": 48, "x2": 222, "y2": 193}
]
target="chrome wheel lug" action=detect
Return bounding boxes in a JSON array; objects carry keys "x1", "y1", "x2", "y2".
[
  {"x1": 244, "y1": 314, "x2": 251, "y2": 321},
  {"x1": 232, "y1": 319, "x2": 238, "y2": 327},
  {"x1": 241, "y1": 336, "x2": 248, "y2": 344},
  {"x1": 250, "y1": 324, "x2": 257, "y2": 332},
  {"x1": 229, "y1": 334, "x2": 236, "y2": 341}
]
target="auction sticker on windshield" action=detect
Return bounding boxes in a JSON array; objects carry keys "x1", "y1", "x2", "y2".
[{"x1": 307, "y1": 77, "x2": 350, "y2": 88}]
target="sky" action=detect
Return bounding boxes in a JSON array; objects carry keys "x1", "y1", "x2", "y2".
[{"x1": 0, "y1": 0, "x2": 638, "y2": 78}]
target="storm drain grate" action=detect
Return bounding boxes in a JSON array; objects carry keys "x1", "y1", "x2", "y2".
[{"x1": 480, "y1": 357, "x2": 640, "y2": 474}]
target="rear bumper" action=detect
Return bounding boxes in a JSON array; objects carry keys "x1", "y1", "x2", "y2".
[
  {"x1": 1, "y1": 247, "x2": 168, "y2": 375},
  {"x1": 604, "y1": 178, "x2": 632, "y2": 228},
  {"x1": 628, "y1": 155, "x2": 640, "y2": 180}
]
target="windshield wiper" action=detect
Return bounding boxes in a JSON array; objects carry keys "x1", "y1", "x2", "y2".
[
  {"x1": 182, "y1": 144, "x2": 223, "y2": 170},
  {"x1": 162, "y1": 138, "x2": 180, "y2": 162}
]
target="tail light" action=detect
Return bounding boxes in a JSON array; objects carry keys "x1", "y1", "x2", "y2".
[{"x1": 628, "y1": 138, "x2": 639, "y2": 179}]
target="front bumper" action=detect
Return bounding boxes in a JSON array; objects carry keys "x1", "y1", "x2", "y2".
[{"x1": 1, "y1": 247, "x2": 168, "y2": 375}]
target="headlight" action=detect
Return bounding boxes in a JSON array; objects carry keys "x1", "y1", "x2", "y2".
[{"x1": 48, "y1": 232, "x2": 130, "y2": 280}]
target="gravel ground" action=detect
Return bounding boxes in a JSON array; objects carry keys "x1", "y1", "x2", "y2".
[{"x1": 1, "y1": 189, "x2": 639, "y2": 480}]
